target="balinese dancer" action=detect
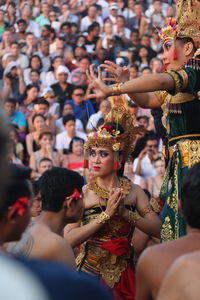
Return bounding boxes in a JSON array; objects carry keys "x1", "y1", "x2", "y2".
[
  {"x1": 86, "y1": 0, "x2": 200, "y2": 242},
  {"x1": 65, "y1": 96, "x2": 161, "y2": 300}
]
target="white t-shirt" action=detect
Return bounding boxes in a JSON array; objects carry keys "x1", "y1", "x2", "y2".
[
  {"x1": 86, "y1": 112, "x2": 103, "y2": 131},
  {"x1": 55, "y1": 130, "x2": 87, "y2": 151},
  {"x1": 80, "y1": 16, "x2": 103, "y2": 32},
  {"x1": 133, "y1": 155, "x2": 156, "y2": 179},
  {"x1": 55, "y1": 118, "x2": 83, "y2": 133}
]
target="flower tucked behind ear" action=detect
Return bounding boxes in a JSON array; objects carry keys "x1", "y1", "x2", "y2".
[
  {"x1": 67, "y1": 189, "x2": 82, "y2": 201},
  {"x1": 9, "y1": 197, "x2": 30, "y2": 216}
]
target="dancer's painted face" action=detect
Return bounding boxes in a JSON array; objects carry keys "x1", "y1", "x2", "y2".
[
  {"x1": 162, "y1": 39, "x2": 176, "y2": 70},
  {"x1": 89, "y1": 147, "x2": 115, "y2": 177}
]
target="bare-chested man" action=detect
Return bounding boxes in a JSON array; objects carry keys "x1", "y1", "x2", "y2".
[
  {"x1": 136, "y1": 162, "x2": 200, "y2": 300},
  {"x1": 157, "y1": 251, "x2": 200, "y2": 300},
  {"x1": 18, "y1": 167, "x2": 84, "y2": 269}
]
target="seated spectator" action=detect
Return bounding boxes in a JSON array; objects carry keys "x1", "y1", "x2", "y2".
[
  {"x1": 55, "y1": 103, "x2": 83, "y2": 133},
  {"x1": 73, "y1": 44, "x2": 87, "y2": 65},
  {"x1": 150, "y1": 27, "x2": 162, "y2": 54},
  {"x1": 35, "y1": 2, "x2": 50, "y2": 30},
  {"x1": 133, "y1": 137, "x2": 159, "y2": 179},
  {"x1": 23, "y1": 55, "x2": 43, "y2": 85},
  {"x1": 86, "y1": 99, "x2": 111, "y2": 132},
  {"x1": 140, "y1": 34, "x2": 157, "y2": 61},
  {"x1": 147, "y1": 158, "x2": 165, "y2": 199},
  {"x1": 9, "y1": 126, "x2": 24, "y2": 162},
  {"x1": 38, "y1": 157, "x2": 53, "y2": 175},
  {"x1": 101, "y1": 21, "x2": 114, "y2": 50},
  {"x1": 41, "y1": 87, "x2": 60, "y2": 119},
  {"x1": 124, "y1": 160, "x2": 146, "y2": 189},
  {"x1": 55, "y1": 114, "x2": 87, "y2": 155},
  {"x1": 3, "y1": 98, "x2": 26, "y2": 133},
  {"x1": 23, "y1": 32, "x2": 38, "y2": 57},
  {"x1": 42, "y1": 55, "x2": 63, "y2": 87},
  {"x1": 61, "y1": 137, "x2": 84, "y2": 176},
  {"x1": 29, "y1": 131, "x2": 60, "y2": 172},
  {"x1": 51, "y1": 65, "x2": 74, "y2": 105},
  {"x1": 105, "y1": 3, "x2": 119, "y2": 25},
  {"x1": 15, "y1": 18, "x2": 27, "y2": 43},
  {"x1": 150, "y1": 57, "x2": 163, "y2": 74},
  {"x1": 10, "y1": 41, "x2": 29, "y2": 69},
  {"x1": 34, "y1": 38, "x2": 51, "y2": 72},
  {"x1": 80, "y1": 5, "x2": 103, "y2": 32},
  {"x1": 66, "y1": 86, "x2": 95, "y2": 129},
  {"x1": 28, "y1": 98, "x2": 56, "y2": 134},
  {"x1": 26, "y1": 114, "x2": 46, "y2": 156},
  {"x1": 113, "y1": 15, "x2": 131, "y2": 43},
  {"x1": 84, "y1": 22, "x2": 102, "y2": 55},
  {"x1": 71, "y1": 56, "x2": 91, "y2": 87},
  {"x1": 2, "y1": 62, "x2": 26, "y2": 102},
  {"x1": 128, "y1": 64, "x2": 139, "y2": 79},
  {"x1": 125, "y1": 29, "x2": 140, "y2": 51},
  {"x1": 18, "y1": 83, "x2": 40, "y2": 119}
]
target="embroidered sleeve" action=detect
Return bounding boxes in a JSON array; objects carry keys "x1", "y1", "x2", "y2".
[
  {"x1": 154, "y1": 90, "x2": 168, "y2": 105},
  {"x1": 166, "y1": 67, "x2": 197, "y2": 95},
  {"x1": 165, "y1": 70, "x2": 184, "y2": 95}
]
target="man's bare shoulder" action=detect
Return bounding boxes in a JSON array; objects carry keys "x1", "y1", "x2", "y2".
[{"x1": 157, "y1": 251, "x2": 200, "y2": 300}]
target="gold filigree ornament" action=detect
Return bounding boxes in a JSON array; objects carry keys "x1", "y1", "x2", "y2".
[
  {"x1": 112, "y1": 142, "x2": 121, "y2": 152},
  {"x1": 161, "y1": 216, "x2": 174, "y2": 242},
  {"x1": 88, "y1": 176, "x2": 132, "y2": 200}
]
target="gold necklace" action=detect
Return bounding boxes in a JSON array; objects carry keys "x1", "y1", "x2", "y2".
[{"x1": 88, "y1": 177, "x2": 132, "y2": 200}]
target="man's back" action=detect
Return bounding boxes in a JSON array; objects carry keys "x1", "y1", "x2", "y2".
[
  {"x1": 21, "y1": 221, "x2": 76, "y2": 269},
  {"x1": 136, "y1": 231, "x2": 200, "y2": 300}
]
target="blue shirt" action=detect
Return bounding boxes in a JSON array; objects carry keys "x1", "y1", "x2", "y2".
[
  {"x1": 15, "y1": 255, "x2": 114, "y2": 300},
  {"x1": 10, "y1": 110, "x2": 27, "y2": 128},
  {"x1": 66, "y1": 99, "x2": 95, "y2": 126}
]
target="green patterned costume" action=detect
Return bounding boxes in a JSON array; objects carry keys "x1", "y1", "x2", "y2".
[{"x1": 156, "y1": 65, "x2": 200, "y2": 241}]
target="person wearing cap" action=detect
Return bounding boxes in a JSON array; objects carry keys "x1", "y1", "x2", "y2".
[
  {"x1": 51, "y1": 65, "x2": 74, "y2": 105},
  {"x1": 41, "y1": 87, "x2": 60, "y2": 119},
  {"x1": 104, "y1": 3, "x2": 119, "y2": 25}
]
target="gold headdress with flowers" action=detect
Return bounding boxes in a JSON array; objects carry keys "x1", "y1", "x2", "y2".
[
  {"x1": 159, "y1": 0, "x2": 200, "y2": 50},
  {"x1": 84, "y1": 95, "x2": 144, "y2": 169},
  {"x1": 159, "y1": 18, "x2": 177, "y2": 43},
  {"x1": 176, "y1": 0, "x2": 200, "y2": 50}
]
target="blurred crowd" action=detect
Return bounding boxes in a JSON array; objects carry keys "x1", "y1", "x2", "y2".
[{"x1": 0, "y1": 0, "x2": 175, "y2": 192}]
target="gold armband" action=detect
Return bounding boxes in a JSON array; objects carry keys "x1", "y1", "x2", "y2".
[
  {"x1": 96, "y1": 212, "x2": 110, "y2": 224},
  {"x1": 111, "y1": 82, "x2": 123, "y2": 95},
  {"x1": 139, "y1": 205, "x2": 152, "y2": 217},
  {"x1": 127, "y1": 210, "x2": 141, "y2": 225}
]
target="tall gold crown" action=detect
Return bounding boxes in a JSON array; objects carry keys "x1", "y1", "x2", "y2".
[
  {"x1": 160, "y1": 0, "x2": 200, "y2": 49},
  {"x1": 84, "y1": 95, "x2": 144, "y2": 162}
]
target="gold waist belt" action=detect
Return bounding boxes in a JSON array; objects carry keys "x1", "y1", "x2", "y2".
[{"x1": 167, "y1": 139, "x2": 200, "y2": 167}]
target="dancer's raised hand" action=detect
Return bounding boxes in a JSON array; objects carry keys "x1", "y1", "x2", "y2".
[
  {"x1": 86, "y1": 64, "x2": 111, "y2": 99},
  {"x1": 100, "y1": 60, "x2": 130, "y2": 83}
]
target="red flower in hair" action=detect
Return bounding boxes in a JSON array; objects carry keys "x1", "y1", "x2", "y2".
[
  {"x1": 11, "y1": 197, "x2": 30, "y2": 216},
  {"x1": 67, "y1": 189, "x2": 82, "y2": 201},
  {"x1": 102, "y1": 124, "x2": 113, "y2": 134}
]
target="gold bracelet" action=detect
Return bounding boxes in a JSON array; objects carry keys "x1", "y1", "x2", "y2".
[
  {"x1": 127, "y1": 210, "x2": 141, "y2": 225},
  {"x1": 139, "y1": 205, "x2": 152, "y2": 217},
  {"x1": 111, "y1": 82, "x2": 123, "y2": 95},
  {"x1": 96, "y1": 212, "x2": 111, "y2": 224}
]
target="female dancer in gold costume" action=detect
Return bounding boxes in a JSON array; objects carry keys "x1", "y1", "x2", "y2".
[{"x1": 65, "y1": 96, "x2": 161, "y2": 300}]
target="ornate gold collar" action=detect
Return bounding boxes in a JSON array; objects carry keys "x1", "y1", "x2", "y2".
[{"x1": 88, "y1": 177, "x2": 132, "y2": 200}]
